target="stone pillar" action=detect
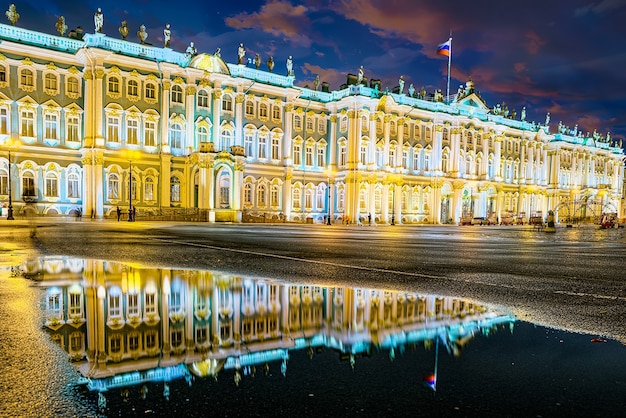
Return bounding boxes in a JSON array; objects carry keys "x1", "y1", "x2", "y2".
[
  {"x1": 235, "y1": 93, "x2": 244, "y2": 147},
  {"x1": 185, "y1": 85, "x2": 196, "y2": 152}
]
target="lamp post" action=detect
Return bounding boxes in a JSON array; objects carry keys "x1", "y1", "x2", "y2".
[
  {"x1": 126, "y1": 150, "x2": 140, "y2": 222},
  {"x1": 3, "y1": 139, "x2": 18, "y2": 220},
  {"x1": 325, "y1": 169, "x2": 333, "y2": 225}
]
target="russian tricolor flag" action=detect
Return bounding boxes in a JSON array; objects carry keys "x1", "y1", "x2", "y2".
[{"x1": 437, "y1": 39, "x2": 451, "y2": 57}]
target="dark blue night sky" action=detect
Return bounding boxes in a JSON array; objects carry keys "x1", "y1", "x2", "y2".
[{"x1": 12, "y1": 0, "x2": 626, "y2": 145}]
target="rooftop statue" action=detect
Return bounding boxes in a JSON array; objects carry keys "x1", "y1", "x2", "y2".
[
  {"x1": 214, "y1": 47, "x2": 221, "y2": 57},
  {"x1": 6, "y1": 4, "x2": 19, "y2": 26},
  {"x1": 314, "y1": 75, "x2": 320, "y2": 91},
  {"x1": 267, "y1": 56, "x2": 274, "y2": 72},
  {"x1": 398, "y1": 76, "x2": 404, "y2": 94},
  {"x1": 118, "y1": 21, "x2": 129, "y2": 40},
  {"x1": 408, "y1": 83, "x2": 415, "y2": 97},
  {"x1": 238, "y1": 43, "x2": 245, "y2": 65},
  {"x1": 521, "y1": 106, "x2": 526, "y2": 121},
  {"x1": 186, "y1": 42, "x2": 197, "y2": 57},
  {"x1": 163, "y1": 24, "x2": 171, "y2": 48},
  {"x1": 254, "y1": 53, "x2": 261, "y2": 69},
  {"x1": 357, "y1": 66, "x2": 364, "y2": 84},
  {"x1": 94, "y1": 8, "x2": 103, "y2": 33},
  {"x1": 56, "y1": 16, "x2": 67, "y2": 37},
  {"x1": 137, "y1": 24, "x2": 148, "y2": 44},
  {"x1": 286, "y1": 56, "x2": 293, "y2": 76}
]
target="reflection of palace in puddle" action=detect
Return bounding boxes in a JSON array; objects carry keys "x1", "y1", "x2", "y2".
[{"x1": 25, "y1": 257, "x2": 514, "y2": 392}]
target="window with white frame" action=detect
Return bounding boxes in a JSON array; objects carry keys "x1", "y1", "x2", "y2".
[
  {"x1": 108, "y1": 173, "x2": 119, "y2": 199},
  {"x1": 271, "y1": 137, "x2": 280, "y2": 160},
  {"x1": 170, "y1": 177, "x2": 181, "y2": 202},
  {"x1": 316, "y1": 186, "x2": 324, "y2": 209},
  {"x1": 169, "y1": 122, "x2": 183, "y2": 149},
  {"x1": 293, "y1": 143, "x2": 302, "y2": 166},
  {"x1": 107, "y1": 115, "x2": 121, "y2": 142},
  {"x1": 145, "y1": 292, "x2": 157, "y2": 315},
  {"x1": 339, "y1": 116, "x2": 347, "y2": 132},
  {"x1": 127, "y1": 293, "x2": 140, "y2": 317},
  {"x1": 220, "y1": 129, "x2": 232, "y2": 152},
  {"x1": 244, "y1": 133, "x2": 254, "y2": 157},
  {"x1": 20, "y1": 108, "x2": 35, "y2": 137},
  {"x1": 127, "y1": 118, "x2": 139, "y2": 145},
  {"x1": 402, "y1": 149, "x2": 409, "y2": 169},
  {"x1": 66, "y1": 114, "x2": 80, "y2": 142},
  {"x1": 171, "y1": 85, "x2": 183, "y2": 104},
  {"x1": 145, "y1": 330, "x2": 157, "y2": 349},
  {"x1": 258, "y1": 135, "x2": 267, "y2": 159},
  {"x1": 130, "y1": 175, "x2": 137, "y2": 201},
  {"x1": 144, "y1": 176, "x2": 154, "y2": 201},
  {"x1": 317, "y1": 145, "x2": 325, "y2": 167},
  {"x1": 69, "y1": 291, "x2": 82, "y2": 317},
  {"x1": 360, "y1": 144, "x2": 367, "y2": 165},
  {"x1": 67, "y1": 173, "x2": 80, "y2": 198},
  {"x1": 44, "y1": 112, "x2": 59, "y2": 140},
  {"x1": 22, "y1": 172, "x2": 36, "y2": 196},
  {"x1": 197, "y1": 125, "x2": 208, "y2": 144},
  {"x1": 222, "y1": 94, "x2": 233, "y2": 112},
  {"x1": 305, "y1": 188, "x2": 313, "y2": 209},
  {"x1": 243, "y1": 183, "x2": 252, "y2": 205},
  {"x1": 339, "y1": 143, "x2": 347, "y2": 167},
  {"x1": 305, "y1": 142, "x2": 313, "y2": 166},
  {"x1": 270, "y1": 184, "x2": 279, "y2": 206},
  {"x1": 293, "y1": 187, "x2": 301, "y2": 209},
  {"x1": 144, "y1": 120, "x2": 156, "y2": 147},
  {"x1": 413, "y1": 149, "x2": 421, "y2": 171},
  {"x1": 306, "y1": 116, "x2": 314, "y2": 132},
  {"x1": 197, "y1": 90, "x2": 209, "y2": 108},
  {"x1": 257, "y1": 184, "x2": 266, "y2": 207}
]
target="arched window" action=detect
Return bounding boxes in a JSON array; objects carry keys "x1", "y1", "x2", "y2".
[
  {"x1": 245, "y1": 100, "x2": 254, "y2": 117},
  {"x1": 67, "y1": 173, "x2": 80, "y2": 198},
  {"x1": 197, "y1": 90, "x2": 209, "y2": 108},
  {"x1": 145, "y1": 82, "x2": 156, "y2": 101},
  {"x1": 222, "y1": 95, "x2": 233, "y2": 112},
  {"x1": 127, "y1": 79, "x2": 139, "y2": 99},
  {"x1": 243, "y1": 183, "x2": 252, "y2": 205},
  {"x1": 107, "y1": 76, "x2": 120, "y2": 94},
  {"x1": 171, "y1": 85, "x2": 183, "y2": 104},
  {"x1": 220, "y1": 129, "x2": 232, "y2": 152},
  {"x1": 20, "y1": 69, "x2": 34, "y2": 89},
  {"x1": 144, "y1": 176, "x2": 155, "y2": 201},
  {"x1": 108, "y1": 173, "x2": 119, "y2": 199},
  {"x1": 197, "y1": 126, "x2": 209, "y2": 144},
  {"x1": 0, "y1": 168, "x2": 8, "y2": 195},
  {"x1": 22, "y1": 171, "x2": 36, "y2": 197},
  {"x1": 170, "y1": 123, "x2": 184, "y2": 149},
  {"x1": 257, "y1": 184, "x2": 267, "y2": 207}
]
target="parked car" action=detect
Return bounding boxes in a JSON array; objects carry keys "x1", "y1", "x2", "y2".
[{"x1": 471, "y1": 217, "x2": 489, "y2": 225}]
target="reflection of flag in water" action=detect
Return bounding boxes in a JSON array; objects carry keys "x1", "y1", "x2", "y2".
[
  {"x1": 423, "y1": 372, "x2": 436, "y2": 390},
  {"x1": 436, "y1": 39, "x2": 451, "y2": 57}
]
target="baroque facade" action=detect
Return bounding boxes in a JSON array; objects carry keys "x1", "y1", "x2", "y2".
[{"x1": 0, "y1": 16, "x2": 623, "y2": 224}]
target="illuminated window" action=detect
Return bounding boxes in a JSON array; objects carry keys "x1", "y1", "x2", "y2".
[
  {"x1": 22, "y1": 172, "x2": 36, "y2": 196},
  {"x1": 245, "y1": 100, "x2": 254, "y2": 117},
  {"x1": 44, "y1": 73, "x2": 58, "y2": 94},
  {"x1": 107, "y1": 76, "x2": 120, "y2": 94},
  {"x1": 169, "y1": 122, "x2": 183, "y2": 149},
  {"x1": 107, "y1": 115, "x2": 120, "y2": 142},
  {"x1": 107, "y1": 173, "x2": 119, "y2": 199},
  {"x1": 197, "y1": 90, "x2": 209, "y2": 108},
  {"x1": 144, "y1": 176, "x2": 154, "y2": 201},
  {"x1": 67, "y1": 76, "x2": 79, "y2": 96},
  {"x1": 127, "y1": 79, "x2": 139, "y2": 98},
  {"x1": 0, "y1": 107, "x2": 7, "y2": 134},
  {"x1": 270, "y1": 184, "x2": 279, "y2": 206},
  {"x1": 271, "y1": 137, "x2": 280, "y2": 160},
  {"x1": 20, "y1": 108, "x2": 35, "y2": 137},
  {"x1": 67, "y1": 173, "x2": 80, "y2": 198},
  {"x1": 20, "y1": 69, "x2": 34, "y2": 89},
  {"x1": 144, "y1": 120, "x2": 156, "y2": 147},
  {"x1": 145, "y1": 82, "x2": 156, "y2": 100},
  {"x1": 45, "y1": 172, "x2": 58, "y2": 197},
  {"x1": 44, "y1": 113, "x2": 59, "y2": 140},
  {"x1": 66, "y1": 114, "x2": 80, "y2": 143},
  {"x1": 171, "y1": 85, "x2": 183, "y2": 104},
  {"x1": 126, "y1": 119, "x2": 139, "y2": 145}
]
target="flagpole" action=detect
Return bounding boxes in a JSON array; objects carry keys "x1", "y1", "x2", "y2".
[{"x1": 446, "y1": 36, "x2": 452, "y2": 103}]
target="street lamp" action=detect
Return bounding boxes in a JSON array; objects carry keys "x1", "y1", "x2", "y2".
[
  {"x1": 125, "y1": 150, "x2": 140, "y2": 222},
  {"x1": 3, "y1": 139, "x2": 19, "y2": 220},
  {"x1": 325, "y1": 169, "x2": 334, "y2": 225}
]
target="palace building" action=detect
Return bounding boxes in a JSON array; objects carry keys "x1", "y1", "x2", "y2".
[{"x1": 0, "y1": 9, "x2": 624, "y2": 224}]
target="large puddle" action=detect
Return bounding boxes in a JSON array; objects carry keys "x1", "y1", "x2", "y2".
[{"x1": 2, "y1": 257, "x2": 625, "y2": 416}]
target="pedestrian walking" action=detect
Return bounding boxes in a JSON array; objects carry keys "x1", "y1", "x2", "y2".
[{"x1": 116, "y1": 206, "x2": 121, "y2": 221}]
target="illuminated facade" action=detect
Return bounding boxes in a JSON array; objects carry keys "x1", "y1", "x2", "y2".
[
  {"x1": 28, "y1": 257, "x2": 514, "y2": 390},
  {"x1": 0, "y1": 16, "x2": 623, "y2": 224}
]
